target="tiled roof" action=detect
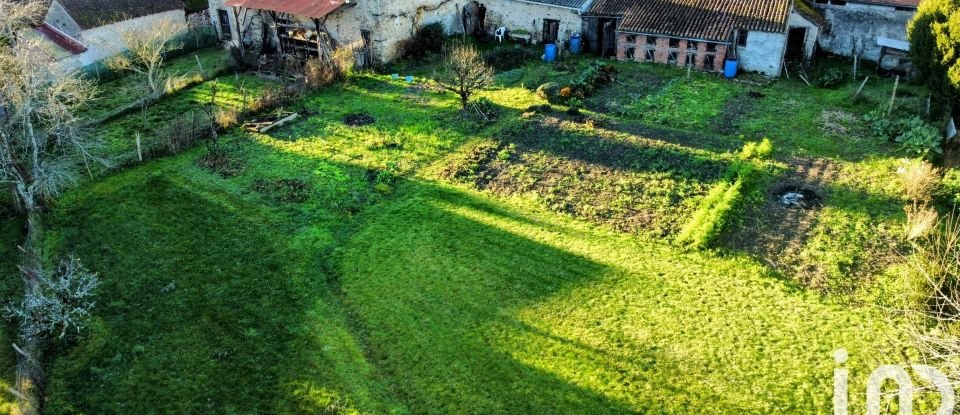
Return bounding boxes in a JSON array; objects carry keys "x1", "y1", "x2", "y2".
[
  {"x1": 224, "y1": 0, "x2": 349, "y2": 18},
  {"x1": 56, "y1": 0, "x2": 185, "y2": 30},
  {"x1": 587, "y1": 0, "x2": 794, "y2": 42},
  {"x1": 515, "y1": 0, "x2": 593, "y2": 9},
  {"x1": 847, "y1": 0, "x2": 920, "y2": 7}
]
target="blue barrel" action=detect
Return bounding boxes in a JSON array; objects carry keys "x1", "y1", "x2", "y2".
[
  {"x1": 724, "y1": 58, "x2": 738, "y2": 78},
  {"x1": 544, "y1": 43, "x2": 557, "y2": 62},
  {"x1": 569, "y1": 34, "x2": 582, "y2": 55}
]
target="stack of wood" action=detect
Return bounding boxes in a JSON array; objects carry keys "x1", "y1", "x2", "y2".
[{"x1": 242, "y1": 112, "x2": 299, "y2": 133}]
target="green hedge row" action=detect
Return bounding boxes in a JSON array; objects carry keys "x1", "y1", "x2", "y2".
[{"x1": 675, "y1": 139, "x2": 773, "y2": 250}]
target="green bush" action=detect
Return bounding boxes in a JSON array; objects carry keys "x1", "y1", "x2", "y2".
[
  {"x1": 938, "y1": 169, "x2": 960, "y2": 206},
  {"x1": 675, "y1": 181, "x2": 744, "y2": 250},
  {"x1": 864, "y1": 110, "x2": 943, "y2": 157},
  {"x1": 676, "y1": 139, "x2": 774, "y2": 250},
  {"x1": 814, "y1": 68, "x2": 846, "y2": 89},
  {"x1": 484, "y1": 46, "x2": 533, "y2": 71},
  {"x1": 536, "y1": 82, "x2": 561, "y2": 103},
  {"x1": 740, "y1": 137, "x2": 773, "y2": 161},
  {"x1": 895, "y1": 119, "x2": 943, "y2": 157},
  {"x1": 397, "y1": 23, "x2": 446, "y2": 59}
]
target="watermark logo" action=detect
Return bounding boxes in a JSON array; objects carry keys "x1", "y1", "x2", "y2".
[{"x1": 834, "y1": 348, "x2": 955, "y2": 415}]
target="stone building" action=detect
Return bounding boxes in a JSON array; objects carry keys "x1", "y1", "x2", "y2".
[
  {"x1": 208, "y1": 0, "x2": 464, "y2": 64},
  {"x1": 34, "y1": 0, "x2": 186, "y2": 70},
  {"x1": 812, "y1": 0, "x2": 920, "y2": 62},
  {"x1": 481, "y1": 0, "x2": 592, "y2": 45},
  {"x1": 208, "y1": 0, "x2": 598, "y2": 64},
  {"x1": 582, "y1": 0, "x2": 822, "y2": 77}
]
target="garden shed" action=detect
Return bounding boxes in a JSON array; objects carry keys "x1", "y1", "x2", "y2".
[
  {"x1": 582, "y1": 0, "x2": 822, "y2": 77},
  {"x1": 481, "y1": 0, "x2": 592, "y2": 46}
]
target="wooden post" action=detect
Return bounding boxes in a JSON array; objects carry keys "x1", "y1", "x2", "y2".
[
  {"x1": 852, "y1": 54, "x2": 858, "y2": 79},
  {"x1": 136, "y1": 132, "x2": 143, "y2": 161},
  {"x1": 195, "y1": 55, "x2": 204, "y2": 74},
  {"x1": 888, "y1": 75, "x2": 900, "y2": 116},
  {"x1": 853, "y1": 76, "x2": 869, "y2": 98},
  {"x1": 926, "y1": 95, "x2": 932, "y2": 116}
]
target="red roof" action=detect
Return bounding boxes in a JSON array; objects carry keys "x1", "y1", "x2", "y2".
[
  {"x1": 224, "y1": 0, "x2": 348, "y2": 18},
  {"x1": 589, "y1": 0, "x2": 793, "y2": 42},
  {"x1": 851, "y1": 0, "x2": 920, "y2": 7},
  {"x1": 35, "y1": 23, "x2": 87, "y2": 55}
]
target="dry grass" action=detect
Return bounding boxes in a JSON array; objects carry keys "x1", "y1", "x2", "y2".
[
  {"x1": 906, "y1": 204, "x2": 939, "y2": 240},
  {"x1": 900, "y1": 159, "x2": 941, "y2": 204}
]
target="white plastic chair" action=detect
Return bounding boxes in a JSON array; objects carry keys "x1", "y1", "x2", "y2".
[{"x1": 495, "y1": 27, "x2": 506, "y2": 43}]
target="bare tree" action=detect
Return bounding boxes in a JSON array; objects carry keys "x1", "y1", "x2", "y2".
[
  {"x1": 106, "y1": 18, "x2": 186, "y2": 97},
  {"x1": 434, "y1": 42, "x2": 494, "y2": 109},
  {"x1": 0, "y1": 1, "x2": 104, "y2": 413},
  {"x1": 905, "y1": 213, "x2": 960, "y2": 381}
]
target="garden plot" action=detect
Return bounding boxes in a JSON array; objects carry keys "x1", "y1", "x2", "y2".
[
  {"x1": 437, "y1": 113, "x2": 733, "y2": 236},
  {"x1": 93, "y1": 74, "x2": 273, "y2": 165}
]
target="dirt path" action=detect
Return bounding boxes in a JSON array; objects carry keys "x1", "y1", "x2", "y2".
[{"x1": 729, "y1": 157, "x2": 839, "y2": 280}]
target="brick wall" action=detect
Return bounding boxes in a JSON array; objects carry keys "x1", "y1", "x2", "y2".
[
  {"x1": 615, "y1": 32, "x2": 727, "y2": 73},
  {"x1": 714, "y1": 45, "x2": 728, "y2": 72}
]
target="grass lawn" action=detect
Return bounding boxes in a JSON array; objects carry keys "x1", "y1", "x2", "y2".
[
  {"x1": 0, "y1": 49, "x2": 934, "y2": 413},
  {"x1": 79, "y1": 49, "x2": 236, "y2": 121}
]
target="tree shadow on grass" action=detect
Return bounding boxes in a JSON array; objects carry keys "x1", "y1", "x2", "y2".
[
  {"x1": 334, "y1": 181, "x2": 645, "y2": 414},
  {"x1": 41, "y1": 172, "x2": 402, "y2": 414}
]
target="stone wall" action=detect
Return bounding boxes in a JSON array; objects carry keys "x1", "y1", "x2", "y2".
[
  {"x1": 208, "y1": 0, "x2": 466, "y2": 63},
  {"x1": 737, "y1": 30, "x2": 787, "y2": 76},
  {"x1": 815, "y1": 2, "x2": 914, "y2": 61}
]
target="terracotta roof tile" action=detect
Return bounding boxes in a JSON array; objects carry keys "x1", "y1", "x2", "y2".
[
  {"x1": 848, "y1": 0, "x2": 919, "y2": 7},
  {"x1": 224, "y1": 0, "x2": 348, "y2": 19},
  {"x1": 587, "y1": 0, "x2": 793, "y2": 42},
  {"x1": 518, "y1": 0, "x2": 592, "y2": 9}
]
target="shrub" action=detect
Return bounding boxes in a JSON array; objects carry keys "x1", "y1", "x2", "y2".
[
  {"x1": 397, "y1": 23, "x2": 446, "y2": 59},
  {"x1": 305, "y1": 58, "x2": 342, "y2": 88},
  {"x1": 536, "y1": 82, "x2": 561, "y2": 103},
  {"x1": 739, "y1": 138, "x2": 773, "y2": 161},
  {"x1": 469, "y1": 97, "x2": 498, "y2": 121},
  {"x1": 814, "y1": 68, "x2": 846, "y2": 89},
  {"x1": 676, "y1": 139, "x2": 774, "y2": 250},
  {"x1": 484, "y1": 46, "x2": 533, "y2": 71},
  {"x1": 896, "y1": 120, "x2": 943, "y2": 157},
  {"x1": 675, "y1": 181, "x2": 744, "y2": 250},
  {"x1": 435, "y1": 42, "x2": 494, "y2": 109},
  {"x1": 252, "y1": 179, "x2": 312, "y2": 203},
  {"x1": 938, "y1": 169, "x2": 960, "y2": 206},
  {"x1": 901, "y1": 160, "x2": 941, "y2": 204},
  {"x1": 214, "y1": 108, "x2": 239, "y2": 130},
  {"x1": 161, "y1": 111, "x2": 212, "y2": 155}
]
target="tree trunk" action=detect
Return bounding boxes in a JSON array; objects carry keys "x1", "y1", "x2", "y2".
[{"x1": 13, "y1": 206, "x2": 44, "y2": 415}]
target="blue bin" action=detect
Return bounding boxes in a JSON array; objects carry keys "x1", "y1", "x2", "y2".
[
  {"x1": 569, "y1": 34, "x2": 581, "y2": 55},
  {"x1": 723, "y1": 58, "x2": 738, "y2": 79},
  {"x1": 544, "y1": 43, "x2": 558, "y2": 63}
]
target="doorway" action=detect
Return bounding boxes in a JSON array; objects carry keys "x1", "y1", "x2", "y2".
[
  {"x1": 542, "y1": 19, "x2": 560, "y2": 44},
  {"x1": 596, "y1": 18, "x2": 616, "y2": 58},
  {"x1": 785, "y1": 27, "x2": 807, "y2": 63}
]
